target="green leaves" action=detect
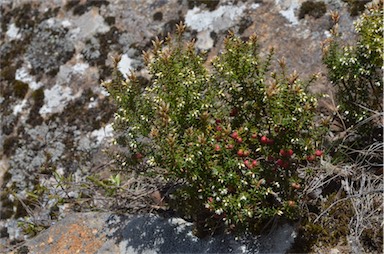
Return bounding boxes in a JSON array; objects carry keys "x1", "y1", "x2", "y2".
[
  {"x1": 106, "y1": 26, "x2": 326, "y2": 235},
  {"x1": 323, "y1": 2, "x2": 383, "y2": 148}
]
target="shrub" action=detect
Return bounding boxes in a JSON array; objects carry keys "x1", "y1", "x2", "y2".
[
  {"x1": 322, "y1": 2, "x2": 383, "y2": 151},
  {"x1": 105, "y1": 24, "x2": 327, "y2": 235}
]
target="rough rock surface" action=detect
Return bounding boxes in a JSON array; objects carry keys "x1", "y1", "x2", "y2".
[
  {"x1": 14, "y1": 212, "x2": 296, "y2": 254},
  {"x1": 0, "y1": 0, "x2": 359, "y2": 252}
]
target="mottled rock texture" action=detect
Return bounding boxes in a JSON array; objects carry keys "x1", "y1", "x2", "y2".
[{"x1": 0, "y1": 0, "x2": 358, "y2": 252}]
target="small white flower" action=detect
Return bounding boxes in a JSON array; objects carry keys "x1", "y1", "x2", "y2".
[{"x1": 215, "y1": 208, "x2": 223, "y2": 215}]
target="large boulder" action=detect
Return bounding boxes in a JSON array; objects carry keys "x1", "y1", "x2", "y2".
[{"x1": 16, "y1": 212, "x2": 296, "y2": 254}]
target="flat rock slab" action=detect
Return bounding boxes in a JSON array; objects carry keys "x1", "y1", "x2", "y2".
[{"x1": 16, "y1": 212, "x2": 296, "y2": 254}]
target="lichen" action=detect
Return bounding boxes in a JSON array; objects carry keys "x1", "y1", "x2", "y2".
[{"x1": 26, "y1": 21, "x2": 75, "y2": 78}]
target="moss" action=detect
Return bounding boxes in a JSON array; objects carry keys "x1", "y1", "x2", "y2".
[
  {"x1": 299, "y1": 1, "x2": 327, "y2": 19},
  {"x1": 0, "y1": 65, "x2": 16, "y2": 82},
  {"x1": 238, "y1": 16, "x2": 253, "y2": 34},
  {"x1": 2, "y1": 117, "x2": 16, "y2": 135},
  {"x1": 13, "y1": 3, "x2": 38, "y2": 29},
  {"x1": 16, "y1": 246, "x2": 29, "y2": 254},
  {"x1": 27, "y1": 88, "x2": 45, "y2": 126},
  {"x1": 188, "y1": 0, "x2": 220, "y2": 11},
  {"x1": 72, "y1": 0, "x2": 110, "y2": 16},
  {"x1": 13, "y1": 80, "x2": 29, "y2": 98},
  {"x1": 64, "y1": 0, "x2": 80, "y2": 11},
  {"x1": 342, "y1": 0, "x2": 371, "y2": 16},
  {"x1": 31, "y1": 88, "x2": 44, "y2": 106},
  {"x1": 3, "y1": 136, "x2": 19, "y2": 157},
  {"x1": 0, "y1": 190, "x2": 15, "y2": 219},
  {"x1": 153, "y1": 12, "x2": 163, "y2": 21},
  {"x1": 105, "y1": 16, "x2": 116, "y2": 26}
]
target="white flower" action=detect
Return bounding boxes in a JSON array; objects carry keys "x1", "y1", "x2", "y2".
[{"x1": 215, "y1": 208, "x2": 223, "y2": 215}]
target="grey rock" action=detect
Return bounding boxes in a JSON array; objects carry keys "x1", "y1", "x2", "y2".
[
  {"x1": 19, "y1": 212, "x2": 297, "y2": 254},
  {"x1": 26, "y1": 19, "x2": 75, "y2": 77}
]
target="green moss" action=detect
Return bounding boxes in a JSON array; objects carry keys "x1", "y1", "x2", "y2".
[
  {"x1": 188, "y1": 0, "x2": 220, "y2": 11},
  {"x1": 153, "y1": 12, "x2": 163, "y2": 21},
  {"x1": 64, "y1": 0, "x2": 80, "y2": 11},
  {"x1": 0, "y1": 191, "x2": 14, "y2": 219},
  {"x1": 13, "y1": 80, "x2": 29, "y2": 98},
  {"x1": 31, "y1": 88, "x2": 44, "y2": 106},
  {"x1": 105, "y1": 16, "x2": 116, "y2": 26},
  {"x1": 0, "y1": 65, "x2": 16, "y2": 82},
  {"x1": 299, "y1": 1, "x2": 327, "y2": 19},
  {"x1": 27, "y1": 88, "x2": 45, "y2": 126},
  {"x1": 72, "y1": 0, "x2": 110, "y2": 16},
  {"x1": 342, "y1": 0, "x2": 371, "y2": 16},
  {"x1": 3, "y1": 136, "x2": 19, "y2": 157}
]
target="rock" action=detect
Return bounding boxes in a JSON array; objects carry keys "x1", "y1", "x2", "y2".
[
  {"x1": 15, "y1": 212, "x2": 297, "y2": 254},
  {"x1": 0, "y1": 0, "x2": 358, "y2": 251}
]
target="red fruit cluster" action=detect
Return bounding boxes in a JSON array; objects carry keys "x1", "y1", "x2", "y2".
[
  {"x1": 260, "y1": 136, "x2": 274, "y2": 145},
  {"x1": 276, "y1": 159, "x2": 289, "y2": 169},
  {"x1": 231, "y1": 131, "x2": 243, "y2": 143},
  {"x1": 244, "y1": 159, "x2": 258, "y2": 169},
  {"x1": 214, "y1": 144, "x2": 221, "y2": 152},
  {"x1": 306, "y1": 149, "x2": 324, "y2": 161},
  {"x1": 315, "y1": 150, "x2": 323, "y2": 157},
  {"x1": 237, "y1": 149, "x2": 250, "y2": 157},
  {"x1": 280, "y1": 149, "x2": 294, "y2": 157},
  {"x1": 134, "y1": 152, "x2": 143, "y2": 160},
  {"x1": 226, "y1": 144, "x2": 234, "y2": 150}
]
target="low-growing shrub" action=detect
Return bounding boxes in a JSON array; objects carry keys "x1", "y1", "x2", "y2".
[
  {"x1": 105, "y1": 24, "x2": 327, "y2": 235},
  {"x1": 322, "y1": 2, "x2": 383, "y2": 154}
]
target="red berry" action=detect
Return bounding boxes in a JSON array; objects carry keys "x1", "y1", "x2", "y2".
[
  {"x1": 307, "y1": 155, "x2": 316, "y2": 162},
  {"x1": 243, "y1": 150, "x2": 250, "y2": 157},
  {"x1": 276, "y1": 159, "x2": 284, "y2": 166},
  {"x1": 267, "y1": 155, "x2": 274, "y2": 162},
  {"x1": 280, "y1": 149, "x2": 294, "y2": 157},
  {"x1": 215, "y1": 119, "x2": 222, "y2": 124},
  {"x1": 231, "y1": 132, "x2": 239, "y2": 139},
  {"x1": 236, "y1": 137, "x2": 243, "y2": 143},
  {"x1": 260, "y1": 136, "x2": 268, "y2": 144},
  {"x1": 291, "y1": 183, "x2": 301, "y2": 190},
  {"x1": 237, "y1": 149, "x2": 244, "y2": 157},
  {"x1": 251, "y1": 133, "x2": 258, "y2": 139},
  {"x1": 214, "y1": 144, "x2": 221, "y2": 152},
  {"x1": 315, "y1": 150, "x2": 323, "y2": 157},
  {"x1": 216, "y1": 126, "x2": 223, "y2": 132},
  {"x1": 252, "y1": 160, "x2": 258, "y2": 167},
  {"x1": 226, "y1": 144, "x2": 234, "y2": 150},
  {"x1": 134, "y1": 153, "x2": 143, "y2": 160},
  {"x1": 244, "y1": 160, "x2": 251, "y2": 169},
  {"x1": 267, "y1": 138, "x2": 274, "y2": 145},
  {"x1": 288, "y1": 200, "x2": 296, "y2": 207},
  {"x1": 208, "y1": 197, "x2": 213, "y2": 203},
  {"x1": 230, "y1": 108, "x2": 238, "y2": 117}
]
